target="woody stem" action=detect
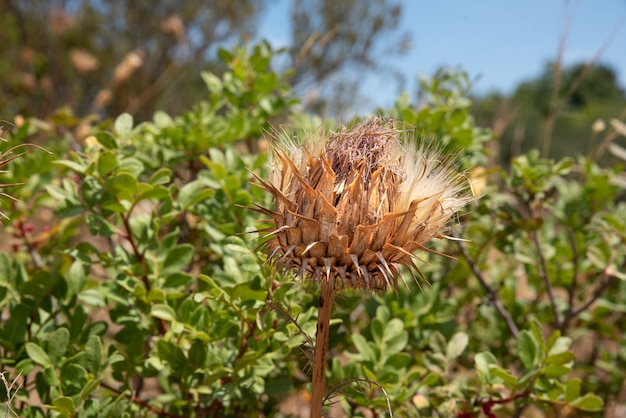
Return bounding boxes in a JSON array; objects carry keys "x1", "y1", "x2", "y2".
[{"x1": 310, "y1": 280, "x2": 335, "y2": 418}]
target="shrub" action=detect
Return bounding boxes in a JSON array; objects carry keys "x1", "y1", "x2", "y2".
[{"x1": 0, "y1": 42, "x2": 623, "y2": 418}]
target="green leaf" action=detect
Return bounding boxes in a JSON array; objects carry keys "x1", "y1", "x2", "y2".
[
  {"x1": 48, "y1": 328, "x2": 70, "y2": 363},
  {"x1": 188, "y1": 340, "x2": 208, "y2": 369},
  {"x1": 117, "y1": 156, "x2": 144, "y2": 177},
  {"x1": 94, "y1": 131, "x2": 117, "y2": 149},
  {"x1": 162, "y1": 244, "x2": 194, "y2": 276},
  {"x1": 231, "y1": 282, "x2": 266, "y2": 302},
  {"x1": 517, "y1": 330, "x2": 540, "y2": 368},
  {"x1": 197, "y1": 274, "x2": 227, "y2": 300},
  {"x1": 363, "y1": 366, "x2": 377, "y2": 383},
  {"x1": 85, "y1": 335, "x2": 103, "y2": 375},
  {"x1": 78, "y1": 288, "x2": 107, "y2": 307},
  {"x1": 42, "y1": 365, "x2": 59, "y2": 386},
  {"x1": 545, "y1": 351, "x2": 575, "y2": 365},
  {"x1": 99, "y1": 200, "x2": 126, "y2": 213},
  {"x1": 371, "y1": 318, "x2": 384, "y2": 346},
  {"x1": 0, "y1": 253, "x2": 12, "y2": 285},
  {"x1": 60, "y1": 363, "x2": 88, "y2": 395},
  {"x1": 542, "y1": 364, "x2": 570, "y2": 378},
  {"x1": 423, "y1": 352, "x2": 446, "y2": 374},
  {"x1": 209, "y1": 161, "x2": 227, "y2": 180},
  {"x1": 151, "y1": 304, "x2": 177, "y2": 322},
  {"x1": 529, "y1": 318, "x2": 547, "y2": 351},
  {"x1": 419, "y1": 373, "x2": 442, "y2": 388},
  {"x1": 149, "y1": 167, "x2": 172, "y2": 185},
  {"x1": 69, "y1": 306, "x2": 88, "y2": 341},
  {"x1": 26, "y1": 342, "x2": 52, "y2": 368},
  {"x1": 446, "y1": 332, "x2": 469, "y2": 360},
  {"x1": 163, "y1": 272, "x2": 193, "y2": 289},
  {"x1": 548, "y1": 336, "x2": 572, "y2": 356},
  {"x1": 384, "y1": 329, "x2": 408, "y2": 355},
  {"x1": 153, "y1": 110, "x2": 173, "y2": 127},
  {"x1": 51, "y1": 396, "x2": 76, "y2": 414},
  {"x1": 587, "y1": 246, "x2": 608, "y2": 269},
  {"x1": 352, "y1": 334, "x2": 376, "y2": 362},
  {"x1": 54, "y1": 159, "x2": 87, "y2": 174},
  {"x1": 112, "y1": 172, "x2": 138, "y2": 195},
  {"x1": 217, "y1": 47, "x2": 232, "y2": 63},
  {"x1": 490, "y1": 366, "x2": 518, "y2": 388},
  {"x1": 114, "y1": 113, "x2": 133, "y2": 137},
  {"x1": 570, "y1": 393, "x2": 604, "y2": 411},
  {"x1": 385, "y1": 352, "x2": 411, "y2": 369},
  {"x1": 97, "y1": 151, "x2": 117, "y2": 175},
  {"x1": 565, "y1": 378, "x2": 581, "y2": 403},
  {"x1": 1, "y1": 303, "x2": 29, "y2": 346},
  {"x1": 475, "y1": 351, "x2": 497, "y2": 383},
  {"x1": 201, "y1": 72, "x2": 223, "y2": 93},
  {"x1": 80, "y1": 377, "x2": 103, "y2": 401},
  {"x1": 429, "y1": 331, "x2": 447, "y2": 354},
  {"x1": 68, "y1": 260, "x2": 86, "y2": 294},
  {"x1": 157, "y1": 340, "x2": 187, "y2": 370},
  {"x1": 382, "y1": 318, "x2": 404, "y2": 343},
  {"x1": 147, "y1": 288, "x2": 166, "y2": 303},
  {"x1": 137, "y1": 185, "x2": 170, "y2": 202},
  {"x1": 179, "y1": 179, "x2": 215, "y2": 209}
]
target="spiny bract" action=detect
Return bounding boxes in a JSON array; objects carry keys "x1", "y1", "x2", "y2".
[{"x1": 252, "y1": 117, "x2": 471, "y2": 292}]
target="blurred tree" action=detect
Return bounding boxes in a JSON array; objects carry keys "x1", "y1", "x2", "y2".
[
  {"x1": 0, "y1": 0, "x2": 263, "y2": 122},
  {"x1": 0, "y1": 0, "x2": 409, "y2": 124},
  {"x1": 514, "y1": 62, "x2": 626, "y2": 116},
  {"x1": 289, "y1": 0, "x2": 410, "y2": 116},
  {"x1": 471, "y1": 62, "x2": 626, "y2": 164}
]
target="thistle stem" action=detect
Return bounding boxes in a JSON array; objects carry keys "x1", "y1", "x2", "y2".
[{"x1": 310, "y1": 280, "x2": 335, "y2": 418}]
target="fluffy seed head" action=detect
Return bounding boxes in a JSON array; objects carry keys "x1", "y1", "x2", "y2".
[{"x1": 253, "y1": 117, "x2": 471, "y2": 292}]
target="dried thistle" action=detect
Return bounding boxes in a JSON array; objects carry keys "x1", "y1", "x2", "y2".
[
  {"x1": 254, "y1": 117, "x2": 471, "y2": 292},
  {"x1": 252, "y1": 117, "x2": 471, "y2": 417}
]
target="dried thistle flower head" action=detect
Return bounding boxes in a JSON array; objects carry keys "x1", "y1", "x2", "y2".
[{"x1": 253, "y1": 117, "x2": 471, "y2": 292}]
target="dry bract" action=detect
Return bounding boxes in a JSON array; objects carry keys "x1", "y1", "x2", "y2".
[{"x1": 253, "y1": 117, "x2": 471, "y2": 292}]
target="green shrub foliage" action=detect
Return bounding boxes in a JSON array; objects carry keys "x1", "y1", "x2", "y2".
[{"x1": 1, "y1": 42, "x2": 623, "y2": 417}]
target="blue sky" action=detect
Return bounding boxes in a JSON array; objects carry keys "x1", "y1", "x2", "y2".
[{"x1": 258, "y1": 0, "x2": 626, "y2": 111}]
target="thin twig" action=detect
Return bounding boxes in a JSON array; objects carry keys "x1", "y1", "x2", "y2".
[
  {"x1": 542, "y1": 5, "x2": 626, "y2": 157},
  {"x1": 266, "y1": 299, "x2": 315, "y2": 356},
  {"x1": 561, "y1": 14, "x2": 626, "y2": 107},
  {"x1": 569, "y1": 272, "x2": 616, "y2": 319},
  {"x1": 456, "y1": 238, "x2": 520, "y2": 338},
  {"x1": 565, "y1": 228, "x2": 579, "y2": 316},
  {"x1": 541, "y1": 0, "x2": 571, "y2": 157},
  {"x1": 100, "y1": 381, "x2": 182, "y2": 418},
  {"x1": 1, "y1": 371, "x2": 23, "y2": 418},
  {"x1": 324, "y1": 378, "x2": 393, "y2": 418},
  {"x1": 528, "y1": 230, "x2": 561, "y2": 327}
]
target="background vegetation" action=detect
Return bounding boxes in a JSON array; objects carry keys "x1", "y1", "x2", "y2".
[{"x1": 1, "y1": 1, "x2": 625, "y2": 417}]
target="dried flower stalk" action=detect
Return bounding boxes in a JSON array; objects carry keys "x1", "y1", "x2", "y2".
[
  {"x1": 0, "y1": 124, "x2": 52, "y2": 222},
  {"x1": 252, "y1": 117, "x2": 471, "y2": 417}
]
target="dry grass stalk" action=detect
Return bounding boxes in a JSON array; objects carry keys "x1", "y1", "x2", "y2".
[
  {"x1": 1, "y1": 371, "x2": 23, "y2": 418},
  {"x1": 0, "y1": 123, "x2": 52, "y2": 222},
  {"x1": 252, "y1": 116, "x2": 471, "y2": 417}
]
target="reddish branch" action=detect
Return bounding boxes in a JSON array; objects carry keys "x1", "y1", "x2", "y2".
[
  {"x1": 101, "y1": 381, "x2": 182, "y2": 417},
  {"x1": 458, "y1": 390, "x2": 532, "y2": 418},
  {"x1": 119, "y1": 210, "x2": 167, "y2": 335}
]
